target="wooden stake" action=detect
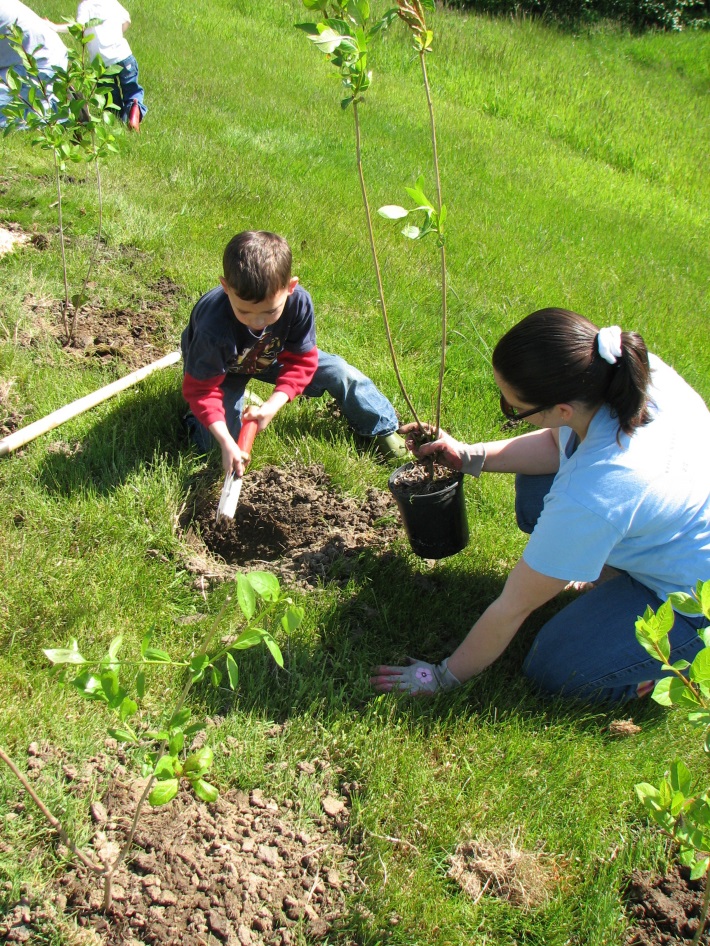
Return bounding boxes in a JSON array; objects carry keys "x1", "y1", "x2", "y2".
[{"x1": 0, "y1": 350, "x2": 181, "y2": 457}]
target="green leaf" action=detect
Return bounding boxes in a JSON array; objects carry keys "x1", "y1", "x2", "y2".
[
  {"x1": 231, "y1": 627, "x2": 267, "y2": 650},
  {"x1": 307, "y1": 27, "x2": 345, "y2": 54},
  {"x1": 189, "y1": 653, "x2": 210, "y2": 682},
  {"x1": 119, "y1": 697, "x2": 138, "y2": 721},
  {"x1": 136, "y1": 670, "x2": 146, "y2": 699},
  {"x1": 226, "y1": 652, "x2": 239, "y2": 690},
  {"x1": 438, "y1": 204, "x2": 447, "y2": 231},
  {"x1": 44, "y1": 639, "x2": 86, "y2": 665},
  {"x1": 143, "y1": 647, "x2": 171, "y2": 663},
  {"x1": 690, "y1": 648, "x2": 710, "y2": 684},
  {"x1": 148, "y1": 779, "x2": 179, "y2": 807},
  {"x1": 690, "y1": 857, "x2": 710, "y2": 880},
  {"x1": 170, "y1": 708, "x2": 191, "y2": 729},
  {"x1": 700, "y1": 581, "x2": 710, "y2": 620},
  {"x1": 140, "y1": 632, "x2": 152, "y2": 657},
  {"x1": 263, "y1": 634, "x2": 284, "y2": 669},
  {"x1": 99, "y1": 634, "x2": 123, "y2": 671},
  {"x1": 669, "y1": 591, "x2": 702, "y2": 616},
  {"x1": 378, "y1": 204, "x2": 408, "y2": 219},
  {"x1": 191, "y1": 778, "x2": 219, "y2": 804},
  {"x1": 107, "y1": 726, "x2": 137, "y2": 743},
  {"x1": 153, "y1": 755, "x2": 176, "y2": 780},
  {"x1": 184, "y1": 747, "x2": 213, "y2": 777},
  {"x1": 100, "y1": 670, "x2": 120, "y2": 702},
  {"x1": 402, "y1": 225, "x2": 420, "y2": 239},
  {"x1": 236, "y1": 573, "x2": 256, "y2": 620},
  {"x1": 210, "y1": 665, "x2": 222, "y2": 688},
  {"x1": 247, "y1": 571, "x2": 280, "y2": 601},
  {"x1": 669, "y1": 760, "x2": 693, "y2": 796},
  {"x1": 281, "y1": 606, "x2": 304, "y2": 634},
  {"x1": 651, "y1": 677, "x2": 673, "y2": 706},
  {"x1": 169, "y1": 731, "x2": 184, "y2": 756}
]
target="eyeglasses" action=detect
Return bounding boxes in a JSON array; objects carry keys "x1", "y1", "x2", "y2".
[{"x1": 499, "y1": 394, "x2": 550, "y2": 431}]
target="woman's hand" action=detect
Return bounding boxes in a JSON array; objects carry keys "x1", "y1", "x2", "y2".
[
  {"x1": 399, "y1": 423, "x2": 486, "y2": 477},
  {"x1": 370, "y1": 658, "x2": 461, "y2": 696}
]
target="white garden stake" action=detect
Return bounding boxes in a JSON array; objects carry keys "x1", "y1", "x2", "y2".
[{"x1": 0, "y1": 350, "x2": 181, "y2": 457}]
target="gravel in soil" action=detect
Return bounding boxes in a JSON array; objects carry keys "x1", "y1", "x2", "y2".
[
  {"x1": 625, "y1": 867, "x2": 708, "y2": 944},
  {"x1": 181, "y1": 463, "x2": 401, "y2": 589},
  {"x1": 1, "y1": 781, "x2": 359, "y2": 946}
]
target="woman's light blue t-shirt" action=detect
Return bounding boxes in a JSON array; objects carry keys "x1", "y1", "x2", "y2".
[{"x1": 522, "y1": 355, "x2": 710, "y2": 601}]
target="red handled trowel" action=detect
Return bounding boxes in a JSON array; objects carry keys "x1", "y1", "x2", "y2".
[{"x1": 216, "y1": 420, "x2": 258, "y2": 522}]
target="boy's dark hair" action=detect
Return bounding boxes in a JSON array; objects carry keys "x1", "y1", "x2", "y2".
[
  {"x1": 222, "y1": 231, "x2": 292, "y2": 302},
  {"x1": 492, "y1": 308, "x2": 651, "y2": 436}
]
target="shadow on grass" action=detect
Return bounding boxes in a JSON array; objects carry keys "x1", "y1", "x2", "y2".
[{"x1": 192, "y1": 545, "x2": 666, "y2": 739}]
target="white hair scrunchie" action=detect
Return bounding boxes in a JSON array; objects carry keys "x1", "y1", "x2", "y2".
[{"x1": 597, "y1": 325, "x2": 623, "y2": 365}]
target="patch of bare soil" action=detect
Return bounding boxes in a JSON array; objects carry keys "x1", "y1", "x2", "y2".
[
  {"x1": 625, "y1": 867, "x2": 708, "y2": 945},
  {"x1": 0, "y1": 378, "x2": 30, "y2": 438},
  {"x1": 2, "y1": 781, "x2": 359, "y2": 946},
  {"x1": 447, "y1": 838, "x2": 556, "y2": 910},
  {"x1": 0, "y1": 223, "x2": 30, "y2": 257},
  {"x1": 21, "y1": 276, "x2": 181, "y2": 370},
  {"x1": 180, "y1": 464, "x2": 401, "y2": 590}
]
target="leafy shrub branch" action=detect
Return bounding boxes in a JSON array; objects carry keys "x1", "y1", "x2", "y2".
[{"x1": 635, "y1": 580, "x2": 710, "y2": 945}]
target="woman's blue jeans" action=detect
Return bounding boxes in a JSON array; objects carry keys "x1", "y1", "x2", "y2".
[
  {"x1": 187, "y1": 350, "x2": 400, "y2": 452},
  {"x1": 515, "y1": 473, "x2": 705, "y2": 704}
]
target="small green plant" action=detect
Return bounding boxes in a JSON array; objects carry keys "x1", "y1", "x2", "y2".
[
  {"x1": 0, "y1": 570, "x2": 303, "y2": 910},
  {"x1": 635, "y1": 579, "x2": 710, "y2": 945},
  {"x1": 297, "y1": 0, "x2": 449, "y2": 440},
  {"x1": 1, "y1": 20, "x2": 119, "y2": 342}
]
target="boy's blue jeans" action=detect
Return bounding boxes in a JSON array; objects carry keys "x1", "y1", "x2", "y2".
[
  {"x1": 111, "y1": 55, "x2": 146, "y2": 121},
  {"x1": 515, "y1": 473, "x2": 705, "y2": 704},
  {"x1": 187, "y1": 350, "x2": 400, "y2": 452}
]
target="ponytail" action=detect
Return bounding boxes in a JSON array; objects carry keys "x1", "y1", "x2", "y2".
[{"x1": 492, "y1": 308, "x2": 652, "y2": 436}]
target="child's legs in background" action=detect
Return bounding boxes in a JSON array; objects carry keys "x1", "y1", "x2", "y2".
[
  {"x1": 302, "y1": 351, "x2": 399, "y2": 438},
  {"x1": 116, "y1": 55, "x2": 146, "y2": 120}
]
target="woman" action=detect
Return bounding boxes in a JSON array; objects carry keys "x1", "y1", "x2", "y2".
[{"x1": 372, "y1": 308, "x2": 710, "y2": 704}]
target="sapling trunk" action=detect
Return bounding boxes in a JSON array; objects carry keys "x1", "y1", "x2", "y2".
[
  {"x1": 0, "y1": 745, "x2": 106, "y2": 877},
  {"x1": 418, "y1": 49, "x2": 447, "y2": 439},
  {"x1": 71, "y1": 145, "x2": 104, "y2": 341},
  {"x1": 692, "y1": 875, "x2": 710, "y2": 946},
  {"x1": 352, "y1": 100, "x2": 423, "y2": 432},
  {"x1": 53, "y1": 153, "x2": 71, "y2": 341}
]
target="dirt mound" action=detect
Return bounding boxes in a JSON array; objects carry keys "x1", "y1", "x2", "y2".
[
  {"x1": 21, "y1": 276, "x2": 182, "y2": 370},
  {"x1": 3, "y1": 781, "x2": 358, "y2": 946},
  {"x1": 181, "y1": 464, "x2": 401, "y2": 589},
  {"x1": 625, "y1": 867, "x2": 708, "y2": 944}
]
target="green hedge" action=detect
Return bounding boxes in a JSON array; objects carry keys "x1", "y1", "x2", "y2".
[{"x1": 442, "y1": 0, "x2": 710, "y2": 29}]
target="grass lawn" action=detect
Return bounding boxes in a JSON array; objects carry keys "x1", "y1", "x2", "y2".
[{"x1": 0, "y1": 0, "x2": 709, "y2": 943}]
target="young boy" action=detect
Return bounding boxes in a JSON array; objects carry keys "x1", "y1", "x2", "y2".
[
  {"x1": 181, "y1": 231, "x2": 407, "y2": 476},
  {"x1": 52, "y1": 0, "x2": 145, "y2": 128}
]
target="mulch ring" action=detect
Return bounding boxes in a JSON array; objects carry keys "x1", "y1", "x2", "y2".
[
  {"x1": 19, "y1": 276, "x2": 182, "y2": 370},
  {"x1": 625, "y1": 867, "x2": 708, "y2": 945},
  {"x1": 1, "y1": 780, "x2": 358, "y2": 946},
  {"x1": 179, "y1": 463, "x2": 402, "y2": 590}
]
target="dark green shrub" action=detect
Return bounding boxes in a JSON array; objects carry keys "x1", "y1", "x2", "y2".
[{"x1": 441, "y1": 0, "x2": 710, "y2": 30}]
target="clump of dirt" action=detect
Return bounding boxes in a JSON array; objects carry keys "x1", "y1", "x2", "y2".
[
  {"x1": 0, "y1": 378, "x2": 29, "y2": 438},
  {"x1": 21, "y1": 276, "x2": 182, "y2": 370},
  {"x1": 447, "y1": 838, "x2": 556, "y2": 910},
  {"x1": 181, "y1": 464, "x2": 401, "y2": 589},
  {"x1": 625, "y1": 867, "x2": 708, "y2": 944},
  {"x1": 2, "y1": 780, "x2": 358, "y2": 946},
  {"x1": 389, "y1": 461, "x2": 460, "y2": 497}
]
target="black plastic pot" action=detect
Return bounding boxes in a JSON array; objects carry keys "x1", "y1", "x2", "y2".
[{"x1": 388, "y1": 462, "x2": 469, "y2": 560}]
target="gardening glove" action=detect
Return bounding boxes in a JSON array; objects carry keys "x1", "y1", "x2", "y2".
[
  {"x1": 400, "y1": 423, "x2": 486, "y2": 477},
  {"x1": 370, "y1": 657, "x2": 462, "y2": 696}
]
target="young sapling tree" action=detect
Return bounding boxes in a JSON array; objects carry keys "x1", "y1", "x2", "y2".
[
  {"x1": 635, "y1": 580, "x2": 710, "y2": 945},
  {"x1": 0, "y1": 571, "x2": 303, "y2": 911},
  {"x1": 1, "y1": 20, "x2": 119, "y2": 342}
]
